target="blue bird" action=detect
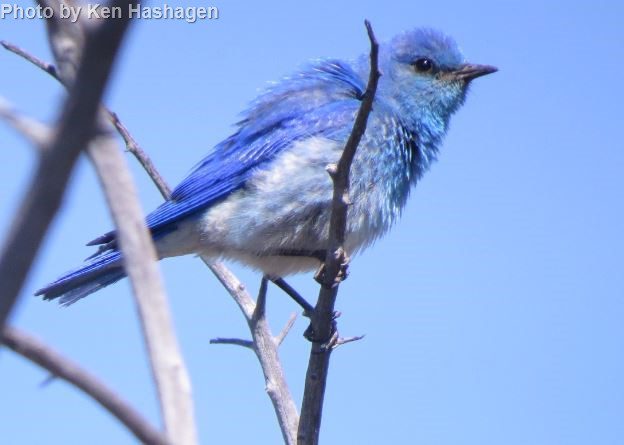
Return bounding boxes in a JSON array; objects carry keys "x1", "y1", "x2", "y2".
[{"x1": 36, "y1": 28, "x2": 496, "y2": 305}]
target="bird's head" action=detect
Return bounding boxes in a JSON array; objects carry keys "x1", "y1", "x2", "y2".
[{"x1": 377, "y1": 28, "x2": 496, "y2": 139}]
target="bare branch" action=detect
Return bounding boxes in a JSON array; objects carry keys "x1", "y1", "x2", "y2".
[
  {"x1": 198, "y1": 314, "x2": 298, "y2": 355},
  {"x1": 108, "y1": 111, "x2": 172, "y2": 198},
  {"x1": 0, "y1": 96, "x2": 50, "y2": 147},
  {"x1": 36, "y1": 0, "x2": 84, "y2": 85},
  {"x1": 209, "y1": 338, "x2": 254, "y2": 349},
  {"x1": 252, "y1": 276, "x2": 269, "y2": 321},
  {"x1": 34, "y1": 4, "x2": 197, "y2": 442},
  {"x1": 1, "y1": 41, "x2": 60, "y2": 80},
  {"x1": 203, "y1": 259, "x2": 256, "y2": 319},
  {"x1": 1, "y1": 327, "x2": 170, "y2": 445},
  {"x1": 247, "y1": 277, "x2": 299, "y2": 445},
  {"x1": 102, "y1": 109, "x2": 301, "y2": 444},
  {"x1": 275, "y1": 313, "x2": 298, "y2": 347},
  {"x1": 206, "y1": 260, "x2": 299, "y2": 445},
  {"x1": 205, "y1": 257, "x2": 300, "y2": 441},
  {"x1": 2, "y1": 25, "x2": 299, "y2": 444},
  {"x1": 87, "y1": 133, "x2": 197, "y2": 445},
  {"x1": 297, "y1": 20, "x2": 380, "y2": 445},
  {"x1": 334, "y1": 335, "x2": 365, "y2": 348},
  {"x1": 0, "y1": 0, "x2": 137, "y2": 333},
  {"x1": 0, "y1": 40, "x2": 171, "y2": 199}
]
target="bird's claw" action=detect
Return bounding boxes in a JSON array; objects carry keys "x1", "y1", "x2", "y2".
[
  {"x1": 303, "y1": 319, "x2": 338, "y2": 347},
  {"x1": 303, "y1": 323, "x2": 364, "y2": 350},
  {"x1": 314, "y1": 250, "x2": 350, "y2": 287},
  {"x1": 338, "y1": 254, "x2": 350, "y2": 281}
]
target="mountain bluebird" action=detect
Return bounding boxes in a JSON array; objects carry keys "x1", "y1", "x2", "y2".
[{"x1": 37, "y1": 27, "x2": 496, "y2": 305}]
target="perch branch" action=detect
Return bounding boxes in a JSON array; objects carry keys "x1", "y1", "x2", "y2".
[{"x1": 297, "y1": 20, "x2": 380, "y2": 445}]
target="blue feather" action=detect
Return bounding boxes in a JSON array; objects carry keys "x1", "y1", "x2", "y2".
[
  {"x1": 37, "y1": 28, "x2": 495, "y2": 303},
  {"x1": 39, "y1": 61, "x2": 365, "y2": 302},
  {"x1": 91, "y1": 60, "x2": 365, "y2": 246},
  {"x1": 35, "y1": 250, "x2": 125, "y2": 305}
]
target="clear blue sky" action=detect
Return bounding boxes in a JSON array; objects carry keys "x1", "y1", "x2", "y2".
[{"x1": 1, "y1": 1, "x2": 623, "y2": 444}]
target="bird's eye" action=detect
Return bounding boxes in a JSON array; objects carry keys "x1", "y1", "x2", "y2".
[{"x1": 413, "y1": 58, "x2": 435, "y2": 73}]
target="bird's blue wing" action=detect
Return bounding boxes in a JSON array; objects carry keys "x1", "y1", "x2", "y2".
[{"x1": 89, "y1": 60, "x2": 365, "y2": 246}]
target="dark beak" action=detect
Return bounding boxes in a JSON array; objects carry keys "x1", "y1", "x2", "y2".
[{"x1": 454, "y1": 63, "x2": 498, "y2": 82}]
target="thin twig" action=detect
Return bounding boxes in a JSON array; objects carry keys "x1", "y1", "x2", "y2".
[
  {"x1": 297, "y1": 20, "x2": 380, "y2": 445},
  {"x1": 209, "y1": 338, "x2": 254, "y2": 349},
  {"x1": 275, "y1": 313, "x2": 298, "y2": 346},
  {"x1": 209, "y1": 312, "x2": 296, "y2": 350},
  {"x1": 108, "y1": 111, "x2": 172, "y2": 198},
  {"x1": 1, "y1": 327, "x2": 170, "y2": 445},
  {"x1": 1, "y1": 41, "x2": 59, "y2": 79},
  {"x1": 1, "y1": 39, "x2": 172, "y2": 200},
  {"x1": 334, "y1": 335, "x2": 365, "y2": 348},
  {"x1": 0, "y1": 96, "x2": 50, "y2": 147}
]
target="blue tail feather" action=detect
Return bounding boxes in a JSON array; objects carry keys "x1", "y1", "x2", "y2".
[{"x1": 35, "y1": 250, "x2": 126, "y2": 306}]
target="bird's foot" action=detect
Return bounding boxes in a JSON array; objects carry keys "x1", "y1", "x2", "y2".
[
  {"x1": 314, "y1": 249, "x2": 350, "y2": 287},
  {"x1": 303, "y1": 311, "x2": 340, "y2": 346},
  {"x1": 303, "y1": 312, "x2": 364, "y2": 349}
]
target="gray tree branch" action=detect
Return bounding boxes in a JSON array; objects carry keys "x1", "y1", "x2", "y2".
[
  {"x1": 1, "y1": 15, "x2": 375, "y2": 445},
  {"x1": 1, "y1": 327, "x2": 170, "y2": 445},
  {"x1": 275, "y1": 313, "x2": 298, "y2": 346},
  {"x1": 0, "y1": 96, "x2": 50, "y2": 147},
  {"x1": 0, "y1": 0, "x2": 136, "y2": 334},
  {"x1": 0, "y1": 36, "x2": 174, "y2": 445},
  {"x1": 297, "y1": 20, "x2": 380, "y2": 445},
  {"x1": 35, "y1": 3, "x2": 197, "y2": 442},
  {"x1": 112, "y1": 103, "x2": 301, "y2": 444},
  {"x1": 87, "y1": 134, "x2": 198, "y2": 445},
  {"x1": 116, "y1": 104, "x2": 300, "y2": 443}
]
